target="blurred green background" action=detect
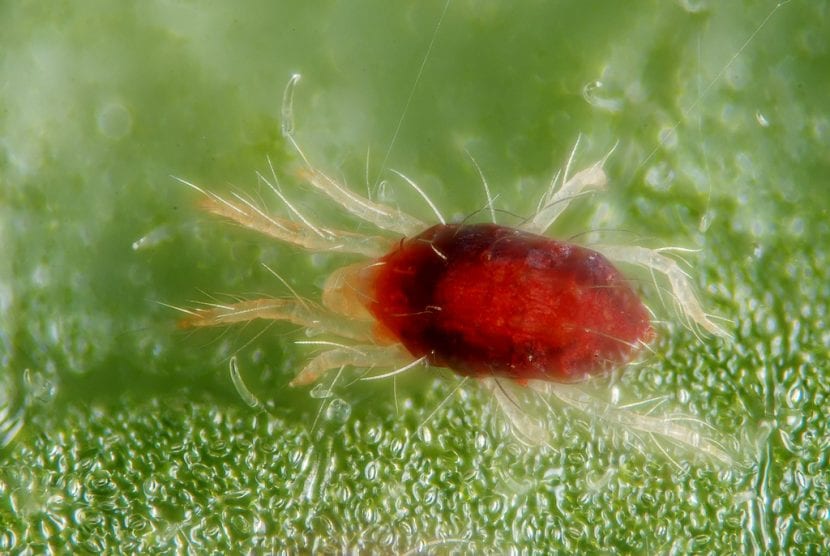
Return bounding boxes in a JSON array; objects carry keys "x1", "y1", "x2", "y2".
[{"x1": 2, "y1": 0, "x2": 828, "y2": 552}]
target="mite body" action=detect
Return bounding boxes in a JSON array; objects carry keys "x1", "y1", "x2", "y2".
[
  {"x1": 176, "y1": 75, "x2": 731, "y2": 461},
  {"x1": 367, "y1": 223, "x2": 654, "y2": 382}
]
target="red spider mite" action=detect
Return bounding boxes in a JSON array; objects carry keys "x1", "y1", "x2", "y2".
[
  {"x1": 174, "y1": 75, "x2": 731, "y2": 461},
  {"x1": 370, "y1": 222, "x2": 654, "y2": 383}
]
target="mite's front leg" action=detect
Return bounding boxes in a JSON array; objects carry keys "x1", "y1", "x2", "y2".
[
  {"x1": 177, "y1": 297, "x2": 375, "y2": 343},
  {"x1": 290, "y1": 344, "x2": 415, "y2": 386}
]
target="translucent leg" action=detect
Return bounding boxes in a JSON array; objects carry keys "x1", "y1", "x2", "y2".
[
  {"x1": 594, "y1": 244, "x2": 730, "y2": 338},
  {"x1": 295, "y1": 167, "x2": 427, "y2": 237},
  {"x1": 177, "y1": 297, "x2": 374, "y2": 343},
  {"x1": 176, "y1": 177, "x2": 391, "y2": 258},
  {"x1": 479, "y1": 377, "x2": 548, "y2": 446},
  {"x1": 530, "y1": 381, "x2": 734, "y2": 465},
  {"x1": 523, "y1": 140, "x2": 616, "y2": 234},
  {"x1": 281, "y1": 74, "x2": 426, "y2": 237},
  {"x1": 290, "y1": 344, "x2": 413, "y2": 386}
]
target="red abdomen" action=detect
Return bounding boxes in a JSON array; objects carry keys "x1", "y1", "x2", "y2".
[{"x1": 368, "y1": 223, "x2": 654, "y2": 382}]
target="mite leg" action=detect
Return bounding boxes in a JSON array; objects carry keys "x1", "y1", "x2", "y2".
[
  {"x1": 479, "y1": 377, "x2": 549, "y2": 446},
  {"x1": 523, "y1": 139, "x2": 617, "y2": 234},
  {"x1": 177, "y1": 297, "x2": 375, "y2": 343},
  {"x1": 294, "y1": 167, "x2": 427, "y2": 237},
  {"x1": 176, "y1": 177, "x2": 391, "y2": 258},
  {"x1": 320, "y1": 261, "x2": 387, "y2": 321},
  {"x1": 281, "y1": 74, "x2": 427, "y2": 237},
  {"x1": 290, "y1": 344, "x2": 414, "y2": 386},
  {"x1": 531, "y1": 381, "x2": 734, "y2": 465},
  {"x1": 593, "y1": 244, "x2": 730, "y2": 338}
]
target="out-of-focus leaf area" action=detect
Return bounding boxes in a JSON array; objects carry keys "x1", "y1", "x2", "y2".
[{"x1": 1, "y1": 0, "x2": 828, "y2": 552}]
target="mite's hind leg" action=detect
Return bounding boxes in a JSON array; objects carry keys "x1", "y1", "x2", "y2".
[
  {"x1": 530, "y1": 381, "x2": 734, "y2": 465},
  {"x1": 523, "y1": 139, "x2": 617, "y2": 234},
  {"x1": 176, "y1": 297, "x2": 375, "y2": 343},
  {"x1": 290, "y1": 343, "x2": 415, "y2": 386},
  {"x1": 593, "y1": 244, "x2": 730, "y2": 338},
  {"x1": 281, "y1": 74, "x2": 426, "y2": 237}
]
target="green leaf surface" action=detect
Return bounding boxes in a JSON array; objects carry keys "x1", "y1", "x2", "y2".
[{"x1": 2, "y1": 0, "x2": 828, "y2": 553}]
